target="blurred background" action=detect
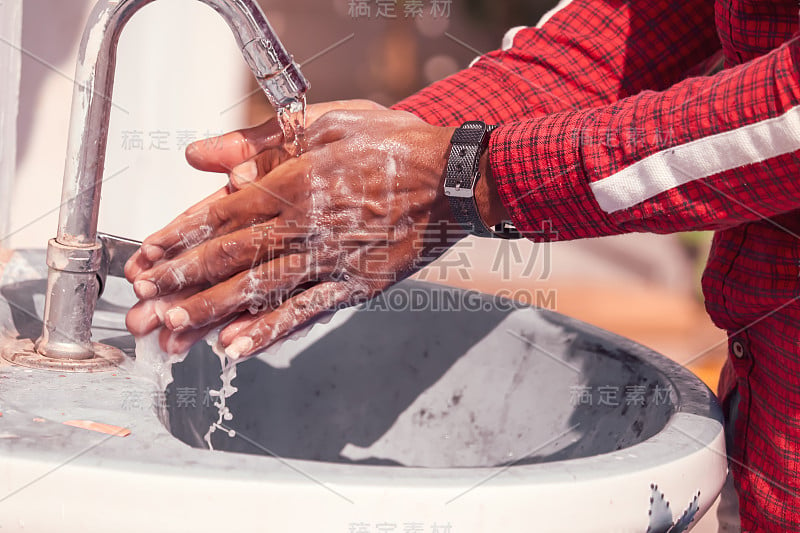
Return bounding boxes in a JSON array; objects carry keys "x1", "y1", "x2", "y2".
[{"x1": 4, "y1": 1, "x2": 726, "y2": 527}]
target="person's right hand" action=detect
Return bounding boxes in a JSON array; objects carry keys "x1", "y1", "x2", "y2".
[{"x1": 124, "y1": 99, "x2": 386, "y2": 346}]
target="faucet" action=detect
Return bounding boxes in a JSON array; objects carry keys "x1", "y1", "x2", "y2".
[{"x1": 16, "y1": 0, "x2": 308, "y2": 370}]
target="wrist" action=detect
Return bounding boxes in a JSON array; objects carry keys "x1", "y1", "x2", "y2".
[
  {"x1": 475, "y1": 149, "x2": 511, "y2": 227},
  {"x1": 436, "y1": 126, "x2": 459, "y2": 220},
  {"x1": 443, "y1": 120, "x2": 520, "y2": 239}
]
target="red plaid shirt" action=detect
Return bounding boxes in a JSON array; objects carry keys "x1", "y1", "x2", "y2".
[{"x1": 395, "y1": 0, "x2": 800, "y2": 529}]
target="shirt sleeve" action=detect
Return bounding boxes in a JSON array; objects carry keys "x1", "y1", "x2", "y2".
[
  {"x1": 392, "y1": 0, "x2": 720, "y2": 126},
  {"x1": 492, "y1": 33, "x2": 800, "y2": 241}
]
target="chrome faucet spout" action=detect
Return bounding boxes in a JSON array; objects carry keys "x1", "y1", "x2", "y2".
[{"x1": 34, "y1": 0, "x2": 308, "y2": 363}]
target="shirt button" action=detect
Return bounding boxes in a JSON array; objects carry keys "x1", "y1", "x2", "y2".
[{"x1": 732, "y1": 340, "x2": 746, "y2": 359}]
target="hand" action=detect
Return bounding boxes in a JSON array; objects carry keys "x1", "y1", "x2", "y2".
[
  {"x1": 125, "y1": 99, "x2": 386, "y2": 348},
  {"x1": 127, "y1": 108, "x2": 463, "y2": 358},
  {"x1": 125, "y1": 99, "x2": 387, "y2": 279}
]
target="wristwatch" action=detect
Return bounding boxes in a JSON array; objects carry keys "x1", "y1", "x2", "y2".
[{"x1": 444, "y1": 121, "x2": 522, "y2": 239}]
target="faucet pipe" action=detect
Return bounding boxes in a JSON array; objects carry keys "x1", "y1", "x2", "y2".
[
  {"x1": 58, "y1": 0, "x2": 308, "y2": 246},
  {"x1": 36, "y1": 0, "x2": 308, "y2": 361}
]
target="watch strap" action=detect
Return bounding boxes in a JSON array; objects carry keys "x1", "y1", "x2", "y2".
[
  {"x1": 445, "y1": 122, "x2": 522, "y2": 239},
  {"x1": 448, "y1": 194, "x2": 495, "y2": 238}
]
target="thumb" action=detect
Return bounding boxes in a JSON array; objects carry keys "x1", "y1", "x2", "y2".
[{"x1": 185, "y1": 118, "x2": 284, "y2": 173}]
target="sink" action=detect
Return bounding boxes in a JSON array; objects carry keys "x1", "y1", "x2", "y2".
[{"x1": 0, "y1": 249, "x2": 726, "y2": 532}]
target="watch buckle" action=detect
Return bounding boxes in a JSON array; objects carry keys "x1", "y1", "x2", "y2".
[{"x1": 444, "y1": 185, "x2": 475, "y2": 198}]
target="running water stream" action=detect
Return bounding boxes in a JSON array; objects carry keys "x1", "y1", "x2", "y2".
[
  {"x1": 277, "y1": 96, "x2": 308, "y2": 157},
  {"x1": 201, "y1": 96, "x2": 308, "y2": 450}
]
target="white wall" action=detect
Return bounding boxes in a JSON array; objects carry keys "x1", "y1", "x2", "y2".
[
  {"x1": 10, "y1": 0, "x2": 248, "y2": 248},
  {"x1": 0, "y1": 0, "x2": 23, "y2": 247}
]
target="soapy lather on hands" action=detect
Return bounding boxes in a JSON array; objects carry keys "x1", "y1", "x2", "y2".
[{"x1": 125, "y1": 99, "x2": 509, "y2": 359}]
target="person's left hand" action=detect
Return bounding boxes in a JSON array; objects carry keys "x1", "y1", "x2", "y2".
[{"x1": 126, "y1": 108, "x2": 500, "y2": 359}]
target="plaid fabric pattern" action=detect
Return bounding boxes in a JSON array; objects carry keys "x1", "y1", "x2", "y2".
[{"x1": 394, "y1": 0, "x2": 800, "y2": 529}]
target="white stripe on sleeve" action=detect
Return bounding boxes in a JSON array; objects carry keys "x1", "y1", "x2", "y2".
[
  {"x1": 502, "y1": 26, "x2": 526, "y2": 50},
  {"x1": 475, "y1": 1, "x2": 572, "y2": 64},
  {"x1": 590, "y1": 104, "x2": 800, "y2": 213}
]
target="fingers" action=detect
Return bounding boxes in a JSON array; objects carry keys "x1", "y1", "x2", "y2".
[
  {"x1": 126, "y1": 299, "x2": 163, "y2": 337},
  {"x1": 219, "y1": 281, "x2": 356, "y2": 360},
  {"x1": 138, "y1": 210, "x2": 218, "y2": 268},
  {"x1": 132, "y1": 222, "x2": 304, "y2": 299},
  {"x1": 134, "y1": 99, "x2": 386, "y2": 274},
  {"x1": 217, "y1": 313, "x2": 261, "y2": 346},
  {"x1": 228, "y1": 148, "x2": 290, "y2": 190},
  {"x1": 182, "y1": 185, "x2": 233, "y2": 216},
  {"x1": 130, "y1": 155, "x2": 309, "y2": 296},
  {"x1": 159, "y1": 322, "x2": 220, "y2": 355},
  {"x1": 185, "y1": 99, "x2": 385, "y2": 180},
  {"x1": 125, "y1": 289, "x2": 197, "y2": 337},
  {"x1": 161, "y1": 254, "x2": 310, "y2": 332},
  {"x1": 126, "y1": 290, "x2": 234, "y2": 354},
  {"x1": 185, "y1": 120, "x2": 284, "y2": 173},
  {"x1": 124, "y1": 186, "x2": 232, "y2": 280},
  {"x1": 125, "y1": 248, "x2": 156, "y2": 284},
  {"x1": 137, "y1": 179, "x2": 288, "y2": 264}
]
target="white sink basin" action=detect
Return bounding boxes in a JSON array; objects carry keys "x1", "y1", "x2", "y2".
[{"x1": 0, "y1": 250, "x2": 726, "y2": 532}]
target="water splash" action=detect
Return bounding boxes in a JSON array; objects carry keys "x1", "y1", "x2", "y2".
[
  {"x1": 203, "y1": 362, "x2": 238, "y2": 449},
  {"x1": 203, "y1": 331, "x2": 241, "y2": 450},
  {"x1": 132, "y1": 328, "x2": 239, "y2": 450},
  {"x1": 133, "y1": 329, "x2": 189, "y2": 429}
]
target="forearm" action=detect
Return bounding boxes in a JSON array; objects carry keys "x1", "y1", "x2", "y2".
[{"x1": 489, "y1": 34, "x2": 800, "y2": 241}]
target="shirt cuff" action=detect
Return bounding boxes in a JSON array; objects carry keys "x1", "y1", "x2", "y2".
[{"x1": 490, "y1": 111, "x2": 619, "y2": 241}]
